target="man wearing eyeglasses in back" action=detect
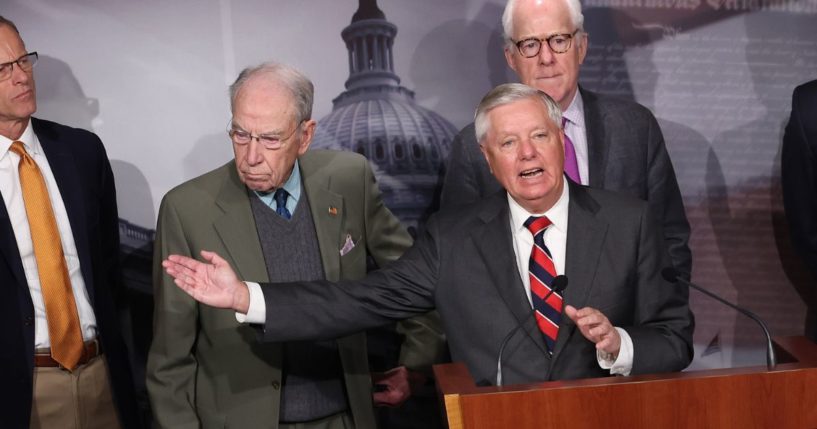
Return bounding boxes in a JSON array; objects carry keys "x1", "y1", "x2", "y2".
[
  {"x1": 442, "y1": 0, "x2": 692, "y2": 280},
  {"x1": 0, "y1": 16, "x2": 142, "y2": 429},
  {"x1": 146, "y1": 62, "x2": 435, "y2": 428}
]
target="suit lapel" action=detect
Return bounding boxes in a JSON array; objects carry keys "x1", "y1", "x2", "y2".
[
  {"x1": 581, "y1": 88, "x2": 609, "y2": 190},
  {"x1": 213, "y1": 165, "x2": 269, "y2": 282},
  {"x1": 550, "y1": 183, "x2": 608, "y2": 365},
  {"x1": 0, "y1": 198, "x2": 27, "y2": 288},
  {"x1": 34, "y1": 119, "x2": 96, "y2": 300},
  {"x1": 471, "y1": 193, "x2": 548, "y2": 356},
  {"x1": 300, "y1": 157, "x2": 343, "y2": 282}
]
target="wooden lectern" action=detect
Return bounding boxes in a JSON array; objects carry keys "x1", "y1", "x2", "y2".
[{"x1": 434, "y1": 336, "x2": 817, "y2": 428}]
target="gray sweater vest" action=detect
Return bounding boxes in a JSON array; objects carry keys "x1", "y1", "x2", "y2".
[{"x1": 250, "y1": 194, "x2": 349, "y2": 423}]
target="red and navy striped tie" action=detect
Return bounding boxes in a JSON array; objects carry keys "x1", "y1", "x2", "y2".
[{"x1": 524, "y1": 216, "x2": 563, "y2": 353}]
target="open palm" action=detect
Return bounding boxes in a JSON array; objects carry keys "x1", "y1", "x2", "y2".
[{"x1": 163, "y1": 250, "x2": 244, "y2": 310}]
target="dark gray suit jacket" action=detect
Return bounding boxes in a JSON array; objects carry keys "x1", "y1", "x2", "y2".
[
  {"x1": 257, "y1": 182, "x2": 694, "y2": 386},
  {"x1": 442, "y1": 88, "x2": 692, "y2": 279},
  {"x1": 781, "y1": 80, "x2": 817, "y2": 340}
]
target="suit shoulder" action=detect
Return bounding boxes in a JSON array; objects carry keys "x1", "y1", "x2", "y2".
[
  {"x1": 32, "y1": 117, "x2": 104, "y2": 150},
  {"x1": 431, "y1": 191, "x2": 504, "y2": 231},
  {"x1": 455, "y1": 122, "x2": 477, "y2": 140},
  {"x1": 300, "y1": 149, "x2": 372, "y2": 181},
  {"x1": 578, "y1": 185, "x2": 649, "y2": 218},
  {"x1": 162, "y1": 162, "x2": 235, "y2": 205},
  {"x1": 588, "y1": 92, "x2": 656, "y2": 121},
  {"x1": 794, "y1": 79, "x2": 817, "y2": 99}
]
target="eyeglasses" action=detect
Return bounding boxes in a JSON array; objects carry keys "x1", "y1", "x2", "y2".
[
  {"x1": 227, "y1": 120, "x2": 304, "y2": 150},
  {"x1": 0, "y1": 52, "x2": 38, "y2": 81},
  {"x1": 513, "y1": 30, "x2": 580, "y2": 58}
]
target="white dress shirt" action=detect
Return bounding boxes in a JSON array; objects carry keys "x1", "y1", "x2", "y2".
[
  {"x1": 507, "y1": 182, "x2": 633, "y2": 375},
  {"x1": 0, "y1": 120, "x2": 98, "y2": 348},
  {"x1": 563, "y1": 91, "x2": 590, "y2": 185}
]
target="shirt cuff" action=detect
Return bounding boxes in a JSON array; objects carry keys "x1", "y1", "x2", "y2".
[
  {"x1": 234, "y1": 282, "x2": 266, "y2": 324},
  {"x1": 597, "y1": 327, "x2": 633, "y2": 376}
]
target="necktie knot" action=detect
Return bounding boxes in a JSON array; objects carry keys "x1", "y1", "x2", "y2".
[
  {"x1": 524, "y1": 215, "x2": 552, "y2": 237},
  {"x1": 274, "y1": 188, "x2": 291, "y2": 219},
  {"x1": 9, "y1": 140, "x2": 28, "y2": 158}
]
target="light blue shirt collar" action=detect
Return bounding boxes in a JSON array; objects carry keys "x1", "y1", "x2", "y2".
[{"x1": 253, "y1": 160, "x2": 302, "y2": 214}]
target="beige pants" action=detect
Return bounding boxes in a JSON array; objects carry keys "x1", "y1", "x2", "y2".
[
  {"x1": 280, "y1": 412, "x2": 355, "y2": 429},
  {"x1": 30, "y1": 355, "x2": 122, "y2": 429}
]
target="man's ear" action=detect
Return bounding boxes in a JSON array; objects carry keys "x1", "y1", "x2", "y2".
[
  {"x1": 577, "y1": 32, "x2": 588, "y2": 65},
  {"x1": 479, "y1": 143, "x2": 494, "y2": 175},
  {"x1": 298, "y1": 119, "x2": 316, "y2": 155},
  {"x1": 504, "y1": 46, "x2": 518, "y2": 74}
]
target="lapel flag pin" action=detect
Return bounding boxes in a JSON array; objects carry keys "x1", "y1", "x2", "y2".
[{"x1": 328, "y1": 206, "x2": 338, "y2": 216}]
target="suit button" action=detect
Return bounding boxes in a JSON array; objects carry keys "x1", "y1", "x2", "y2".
[
  {"x1": 271, "y1": 381, "x2": 280, "y2": 390},
  {"x1": 24, "y1": 317, "x2": 34, "y2": 326}
]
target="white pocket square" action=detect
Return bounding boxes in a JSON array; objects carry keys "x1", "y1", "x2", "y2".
[{"x1": 340, "y1": 233, "x2": 356, "y2": 256}]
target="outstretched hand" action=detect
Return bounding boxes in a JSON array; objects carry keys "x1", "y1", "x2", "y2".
[{"x1": 163, "y1": 250, "x2": 250, "y2": 313}]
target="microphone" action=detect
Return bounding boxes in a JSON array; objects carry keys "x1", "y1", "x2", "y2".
[
  {"x1": 496, "y1": 275, "x2": 568, "y2": 386},
  {"x1": 661, "y1": 267, "x2": 776, "y2": 370}
]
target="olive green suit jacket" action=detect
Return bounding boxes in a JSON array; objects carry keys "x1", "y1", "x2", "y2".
[{"x1": 147, "y1": 150, "x2": 415, "y2": 428}]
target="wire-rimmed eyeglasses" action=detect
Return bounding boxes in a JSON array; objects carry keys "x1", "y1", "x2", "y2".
[
  {"x1": 227, "y1": 119, "x2": 304, "y2": 151},
  {"x1": 0, "y1": 52, "x2": 38, "y2": 81}
]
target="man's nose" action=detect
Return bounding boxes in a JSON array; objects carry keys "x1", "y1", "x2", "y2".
[
  {"x1": 245, "y1": 139, "x2": 263, "y2": 165},
  {"x1": 10, "y1": 61, "x2": 31, "y2": 84},
  {"x1": 538, "y1": 44, "x2": 556, "y2": 65},
  {"x1": 518, "y1": 138, "x2": 537, "y2": 159}
]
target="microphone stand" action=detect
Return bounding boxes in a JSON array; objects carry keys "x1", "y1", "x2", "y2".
[{"x1": 663, "y1": 268, "x2": 776, "y2": 370}]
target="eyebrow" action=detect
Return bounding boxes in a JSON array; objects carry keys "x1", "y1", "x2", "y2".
[
  {"x1": 231, "y1": 122, "x2": 286, "y2": 136},
  {"x1": 517, "y1": 30, "x2": 571, "y2": 40}
]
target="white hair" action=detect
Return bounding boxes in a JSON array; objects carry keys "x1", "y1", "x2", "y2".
[
  {"x1": 229, "y1": 62, "x2": 314, "y2": 123},
  {"x1": 502, "y1": 0, "x2": 585, "y2": 48},
  {"x1": 474, "y1": 83, "x2": 562, "y2": 144}
]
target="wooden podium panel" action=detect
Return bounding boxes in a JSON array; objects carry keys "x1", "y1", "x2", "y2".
[{"x1": 434, "y1": 336, "x2": 817, "y2": 429}]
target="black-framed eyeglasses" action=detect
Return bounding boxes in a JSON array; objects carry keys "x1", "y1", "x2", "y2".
[
  {"x1": 0, "y1": 52, "x2": 38, "y2": 81},
  {"x1": 513, "y1": 30, "x2": 580, "y2": 58},
  {"x1": 227, "y1": 119, "x2": 304, "y2": 151}
]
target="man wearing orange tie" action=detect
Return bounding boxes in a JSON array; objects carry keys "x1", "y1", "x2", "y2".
[{"x1": 0, "y1": 16, "x2": 141, "y2": 429}]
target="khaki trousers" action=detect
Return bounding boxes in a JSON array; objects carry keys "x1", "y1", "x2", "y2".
[
  {"x1": 280, "y1": 412, "x2": 355, "y2": 429},
  {"x1": 30, "y1": 354, "x2": 122, "y2": 429}
]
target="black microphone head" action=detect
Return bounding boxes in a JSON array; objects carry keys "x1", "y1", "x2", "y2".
[
  {"x1": 661, "y1": 267, "x2": 680, "y2": 283},
  {"x1": 552, "y1": 275, "x2": 568, "y2": 293}
]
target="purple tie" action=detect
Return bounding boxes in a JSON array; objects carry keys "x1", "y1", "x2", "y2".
[{"x1": 562, "y1": 117, "x2": 581, "y2": 183}]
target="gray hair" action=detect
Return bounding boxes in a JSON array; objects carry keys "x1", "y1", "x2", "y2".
[
  {"x1": 0, "y1": 16, "x2": 20, "y2": 34},
  {"x1": 229, "y1": 62, "x2": 314, "y2": 123},
  {"x1": 502, "y1": 0, "x2": 584, "y2": 48},
  {"x1": 474, "y1": 83, "x2": 562, "y2": 144}
]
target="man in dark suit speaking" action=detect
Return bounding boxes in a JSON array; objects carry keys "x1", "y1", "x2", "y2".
[
  {"x1": 0, "y1": 16, "x2": 140, "y2": 428},
  {"x1": 163, "y1": 84, "x2": 694, "y2": 387},
  {"x1": 442, "y1": 0, "x2": 692, "y2": 280}
]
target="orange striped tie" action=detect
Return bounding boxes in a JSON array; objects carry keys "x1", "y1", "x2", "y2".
[{"x1": 10, "y1": 141, "x2": 83, "y2": 370}]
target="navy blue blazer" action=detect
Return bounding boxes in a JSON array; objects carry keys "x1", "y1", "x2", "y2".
[{"x1": 0, "y1": 118, "x2": 141, "y2": 428}]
